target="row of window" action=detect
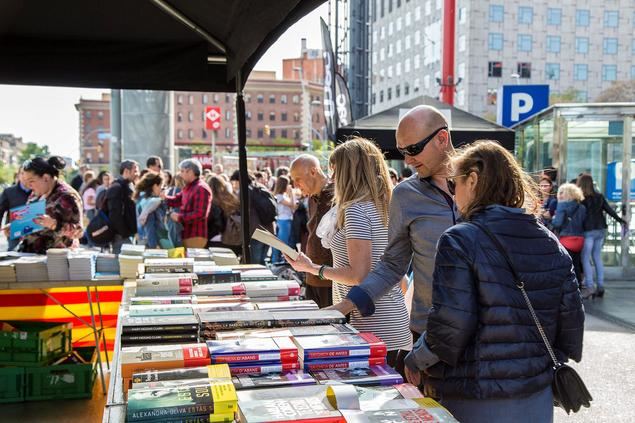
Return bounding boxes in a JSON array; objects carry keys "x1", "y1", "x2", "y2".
[
  {"x1": 177, "y1": 128, "x2": 233, "y2": 140},
  {"x1": 176, "y1": 93, "x2": 232, "y2": 106},
  {"x1": 489, "y1": 6, "x2": 622, "y2": 28},
  {"x1": 176, "y1": 126, "x2": 308, "y2": 141},
  {"x1": 488, "y1": 61, "x2": 628, "y2": 82},
  {"x1": 83, "y1": 111, "x2": 105, "y2": 119},
  {"x1": 489, "y1": 33, "x2": 630, "y2": 54},
  {"x1": 177, "y1": 110, "x2": 232, "y2": 123},
  {"x1": 371, "y1": 81, "x2": 420, "y2": 105},
  {"x1": 175, "y1": 93, "x2": 311, "y2": 106}
]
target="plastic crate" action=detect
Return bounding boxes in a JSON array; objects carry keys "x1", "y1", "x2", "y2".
[
  {"x1": 0, "y1": 321, "x2": 72, "y2": 367},
  {"x1": 0, "y1": 367, "x2": 25, "y2": 403},
  {"x1": 25, "y1": 347, "x2": 97, "y2": 401}
]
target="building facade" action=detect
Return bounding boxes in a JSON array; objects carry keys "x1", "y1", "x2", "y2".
[
  {"x1": 75, "y1": 93, "x2": 111, "y2": 169},
  {"x1": 354, "y1": 1, "x2": 635, "y2": 118},
  {"x1": 0, "y1": 134, "x2": 25, "y2": 167}
]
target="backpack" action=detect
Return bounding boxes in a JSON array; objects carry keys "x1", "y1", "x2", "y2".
[
  {"x1": 250, "y1": 185, "x2": 277, "y2": 225},
  {"x1": 222, "y1": 212, "x2": 242, "y2": 246},
  {"x1": 86, "y1": 209, "x2": 115, "y2": 246}
]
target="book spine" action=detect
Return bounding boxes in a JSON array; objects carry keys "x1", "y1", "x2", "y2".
[
  {"x1": 276, "y1": 318, "x2": 347, "y2": 327},
  {"x1": 304, "y1": 348, "x2": 371, "y2": 360},
  {"x1": 302, "y1": 358, "x2": 386, "y2": 371},
  {"x1": 122, "y1": 325, "x2": 198, "y2": 334},
  {"x1": 182, "y1": 345, "x2": 211, "y2": 367},
  {"x1": 211, "y1": 352, "x2": 281, "y2": 364},
  {"x1": 359, "y1": 333, "x2": 388, "y2": 357},
  {"x1": 201, "y1": 321, "x2": 272, "y2": 331},
  {"x1": 127, "y1": 404, "x2": 216, "y2": 421},
  {"x1": 229, "y1": 362, "x2": 300, "y2": 375}
]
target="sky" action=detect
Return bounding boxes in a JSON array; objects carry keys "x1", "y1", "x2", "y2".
[{"x1": 0, "y1": 4, "x2": 328, "y2": 161}]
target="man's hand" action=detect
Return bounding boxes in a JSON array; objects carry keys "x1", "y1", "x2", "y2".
[
  {"x1": 405, "y1": 365, "x2": 421, "y2": 387},
  {"x1": 325, "y1": 299, "x2": 356, "y2": 316}
]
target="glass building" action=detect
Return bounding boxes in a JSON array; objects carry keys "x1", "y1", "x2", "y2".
[{"x1": 514, "y1": 103, "x2": 635, "y2": 276}]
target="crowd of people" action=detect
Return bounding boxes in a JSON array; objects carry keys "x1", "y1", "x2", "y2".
[{"x1": 0, "y1": 104, "x2": 623, "y2": 421}]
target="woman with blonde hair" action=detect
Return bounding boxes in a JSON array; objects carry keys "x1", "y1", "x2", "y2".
[
  {"x1": 404, "y1": 140, "x2": 585, "y2": 422},
  {"x1": 286, "y1": 138, "x2": 412, "y2": 368},
  {"x1": 552, "y1": 183, "x2": 586, "y2": 285}
]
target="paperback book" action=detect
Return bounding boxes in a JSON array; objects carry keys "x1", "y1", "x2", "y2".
[
  {"x1": 232, "y1": 370, "x2": 316, "y2": 390},
  {"x1": 128, "y1": 304, "x2": 194, "y2": 317},
  {"x1": 272, "y1": 310, "x2": 347, "y2": 327},
  {"x1": 199, "y1": 311, "x2": 274, "y2": 332},
  {"x1": 121, "y1": 315, "x2": 200, "y2": 334},
  {"x1": 206, "y1": 336, "x2": 297, "y2": 364},
  {"x1": 212, "y1": 324, "x2": 358, "y2": 341},
  {"x1": 131, "y1": 296, "x2": 194, "y2": 305},
  {"x1": 251, "y1": 228, "x2": 299, "y2": 261},
  {"x1": 145, "y1": 258, "x2": 195, "y2": 273},
  {"x1": 294, "y1": 333, "x2": 387, "y2": 360},
  {"x1": 228, "y1": 361, "x2": 300, "y2": 376},
  {"x1": 192, "y1": 302, "x2": 256, "y2": 313},
  {"x1": 300, "y1": 356, "x2": 386, "y2": 372},
  {"x1": 192, "y1": 282, "x2": 246, "y2": 297},
  {"x1": 311, "y1": 364, "x2": 403, "y2": 386},
  {"x1": 121, "y1": 343, "x2": 211, "y2": 379},
  {"x1": 136, "y1": 277, "x2": 194, "y2": 296},
  {"x1": 121, "y1": 333, "x2": 200, "y2": 346},
  {"x1": 132, "y1": 363, "x2": 231, "y2": 385},
  {"x1": 244, "y1": 280, "x2": 301, "y2": 298},
  {"x1": 255, "y1": 300, "x2": 319, "y2": 311},
  {"x1": 196, "y1": 270, "x2": 241, "y2": 284}
]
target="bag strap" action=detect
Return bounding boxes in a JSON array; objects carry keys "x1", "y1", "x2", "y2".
[{"x1": 470, "y1": 221, "x2": 562, "y2": 368}]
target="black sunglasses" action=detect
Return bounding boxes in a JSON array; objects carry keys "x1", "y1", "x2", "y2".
[
  {"x1": 446, "y1": 173, "x2": 470, "y2": 196},
  {"x1": 397, "y1": 126, "x2": 448, "y2": 157}
]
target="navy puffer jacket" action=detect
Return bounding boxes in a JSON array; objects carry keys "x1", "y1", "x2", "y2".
[{"x1": 422, "y1": 206, "x2": 584, "y2": 400}]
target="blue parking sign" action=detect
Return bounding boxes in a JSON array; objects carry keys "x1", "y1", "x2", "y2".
[{"x1": 497, "y1": 85, "x2": 549, "y2": 128}]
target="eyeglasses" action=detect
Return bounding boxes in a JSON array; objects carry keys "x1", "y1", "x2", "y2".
[
  {"x1": 397, "y1": 126, "x2": 448, "y2": 157},
  {"x1": 446, "y1": 173, "x2": 470, "y2": 196}
]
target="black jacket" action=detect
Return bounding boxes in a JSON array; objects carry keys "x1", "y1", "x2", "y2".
[
  {"x1": 582, "y1": 192, "x2": 625, "y2": 231},
  {"x1": 70, "y1": 174, "x2": 83, "y2": 192},
  {"x1": 422, "y1": 206, "x2": 584, "y2": 400},
  {"x1": 106, "y1": 177, "x2": 137, "y2": 238},
  {"x1": 0, "y1": 183, "x2": 31, "y2": 223}
]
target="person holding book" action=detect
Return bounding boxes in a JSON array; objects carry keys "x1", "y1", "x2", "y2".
[
  {"x1": 270, "y1": 175, "x2": 296, "y2": 263},
  {"x1": 0, "y1": 166, "x2": 32, "y2": 250},
  {"x1": 17, "y1": 156, "x2": 84, "y2": 254},
  {"x1": 403, "y1": 141, "x2": 585, "y2": 423},
  {"x1": 285, "y1": 138, "x2": 412, "y2": 368}
]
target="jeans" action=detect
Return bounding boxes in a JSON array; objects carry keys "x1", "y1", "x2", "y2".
[
  {"x1": 271, "y1": 219, "x2": 292, "y2": 263},
  {"x1": 582, "y1": 229, "x2": 606, "y2": 289},
  {"x1": 250, "y1": 239, "x2": 268, "y2": 265}
]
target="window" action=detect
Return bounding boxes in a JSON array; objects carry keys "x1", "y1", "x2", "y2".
[
  {"x1": 280, "y1": 95, "x2": 288, "y2": 104},
  {"x1": 201, "y1": 129, "x2": 208, "y2": 139},
  {"x1": 270, "y1": 129, "x2": 276, "y2": 139},
  {"x1": 387, "y1": 87, "x2": 392, "y2": 101},
  {"x1": 604, "y1": 11, "x2": 619, "y2": 28},
  {"x1": 281, "y1": 112, "x2": 288, "y2": 121},
  {"x1": 547, "y1": 8, "x2": 561, "y2": 25},
  {"x1": 414, "y1": 78, "x2": 420, "y2": 92},
  {"x1": 188, "y1": 111, "x2": 194, "y2": 122},
  {"x1": 257, "y1": 94, "x2": 264, "y2": 103},
  {"x1": 517, "y1": 34, "x2": 532, "y2": 52},
  {"x1": 188, "y1": 129, "x2": 194, "y2": 139},
  {"x1": 517, "y1": 62, "x2": 531, "y2": 78},
  {"x1": 487, "y1": 89, "x2": 497, "y2": 105},
  {"x1": 225, "y1": 128, "x2": 231, "y2": 138},
  {"x1": 202, "y1": 94, "x2": 208, "y2": 104},
  {"x1": 388, "y1": 44, "x2": 393, "y2": 57},
  {"x1": 269, "y1": 95, "x2": 276, "y2": 104},
  {"x1": 269, "y1": 112, "x2": 275, "y2": 121},
  {"x1": 389, "y1": 0, "x2": 392, "y2": 13},
  {"x1": 425, "y1": 1, "x2": 431, "y2": 16},
  {"x1": 489, "y1": 33, "x2": 503, "y2": 50},
  {"x1": 380, "y1": 48, "x2": 385, "y2": 61},
  {"x1": 213, "y1": 94, "x2": 219, "y2": 103},
  {"x1": 575, "y1": 37, "x2": 589, "y2": 54},
  {"x1": 373, "y1": 52, "x2": 377, "y2": 64},
  {"x1": 246, "y1": 111, "x2": 252, "y2": 120},
  {"x1": 97, "y1": 111, "x2": 104, "y2": 120},
  {"x1": 396, "y1": 85, "x2": 401, "y2": 98},
  {"x1": 387, "y1": 66, "x2": 393, "y2": 78},
  {"x1": 257, "y1": 112, "x2": 264, "y2": 121},
  {"x1": 415, "y1": 6, "x2": 421, "y2": 20},
  {"x1": 188, "y1": 95, "x2": 194, "y2": 105},
  {"x1": 602, "y1": 65, "x2": 617, "y2": 81},
  {"x1": 177, "y1": 112, "x2": 182, "y2": 122},
  {"x1": 281, "y1": 129, "x2": 288, "y2": 138},
  {"x1": 389, "y1": 22, "x2": 393, "y2": 36},
  {"x1": 380, "y1": 26, "x2": 385, "y2": 39},
  {"x1": 371, "y1": 93, "x2": 376, "y2": 105},
  {"x1": 405, "y1": 58, "x2": 410, "y2": 73},
  {"x1": 257, "y1": 128, "x2": 264, "y2": 138},
  {"x1": 489, "y1": 5, "x2": 504, "y2": 22},
  {"x1": 405, "y1": 35, "x2": 411, "y2": 49},
  {"x1": 177, "y1": 129, "x2": 183, "y2": 139},
  {"x1": 293, "y1": 112, "x2": 300, "y2": 122},
  {"x1": 576, "y1": 9, "x2": 590, "y2": 26},
  {"x1": 245, "y1": 94, "x2": 251, "y2": 103},
  {"x1": 177, "y1": 95, "x2": 183, "y2": 105},
  {"x1": 397, "y1": 17, "x2": 402, "y2": 31},
  {"x1": 414, "y1": 31, "x2": 421, "y2": 45},
  {"x1": 396, "y1": 40, "x2": 402, "y2": 54},
  {"x1": 546, "y1": 36, "x2": 561, "y2": 53},
  {"x1": 414, "y1": 55, "x2": 420, "y2": 69},
  {"x1": 576, "y1": 91, "x2": 588, "y2": 102},
  {"x1": 225, "y1": 94, "x2": 231, "y2": 103},
  {"x1": 225, "y1": 110, "x2": 231, "y2": 120},
  {"x1": 603, "y1": 38, "x2": 618, "y2": 54},
  {"x1": 488, "y1": 61, "x2": 502, "y2": 77},
  {"x1": 373, "y1": 30, "x2": 377, "y2": 45},
  {"x1": 294, "y1": 130, "x2": 300, "y2": 140},
  {"x1": 404, "y1": 83, "x2": 410, "y2": 95},
  {"x1": 292, "y1": 95, "x2": 300, "y2": 104},
  {"x1": 85, "y1": 111, "x2": 91, "y2": 119},
  {"x1": 518, "y1": 7, "x2": 533, "y2": 24},
  {"x1": 458, "y1": 35, "x2": 466, "y2": 52},
  {"x1": 246, "y1": 128, "x2": 253, "y2": 138},
  {"x1": 545, "y1": 63, "x2": 560, "y2": 80},
  {"x1": 574, "y1": 64, "x2": 588, "y2": 81},
  {"x1": 380, "y1": 90, "x2": 384, "y2": 102},
  {"x1": 459, "y1": 7, "x2": 466, "y2": 24},
  {"x1": 406, "y1": 12, "x2": 411, "y2": 26}
]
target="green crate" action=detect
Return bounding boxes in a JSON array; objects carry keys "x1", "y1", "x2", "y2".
[
  {"x1": 0, "y1": 321, "x2": 72, "y2": 367},
  {"x1": 0, "y1": 367, "x2": 25, "y2": 403},
  {"x1": 25, "y1": 347, "x2": 97, "y2": 401}
]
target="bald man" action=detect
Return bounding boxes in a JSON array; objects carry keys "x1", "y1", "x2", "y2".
[
  {"x1": 289, "y1": 155, "x2": 334, "y2": 308},
  {"x1": 330, "y1": 105, "x2": 457, "y2": 346}
]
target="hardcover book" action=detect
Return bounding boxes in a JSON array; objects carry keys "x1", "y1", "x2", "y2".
[
  {"x1": 255, "y1": 300, "x2": 319, "y2": 311},
  {"x1": 136, "y1": 277, "x2": 194, "y2": 296},
  {"x1": 294, "y1": 333, "x2": 386, "y2": 360},
  {"x1": 272, "y1": 310, "x2": 347, "y2": 327},
  {"x1": 192, "y1": 282, "x2": 246, "y2": 296},
  {"x1": 132, "y1": 364, "x2": 231, "y2": 384},
  {"x1": 128, "y1": 304, "x2": 195, "y2": 317},
  {"x1": 300, "y1": 356, "x2": 386, "y2": 372},
  {"x1": 311, "y1": 365, "x2": 403, "y2": 386},
  {"x1": 206, "y1": 336, "x2": 297, "y2": 364},
  {"x1": 244, "y1": 280, "x2": 301, "y2": 298},
  {"x1": 228, "y1": 362, "x2": 300, "y2": 376},
  {"x1": 122, "y1": 315, "x2": 200, "y2": 334},
  {"x1": 232, "y1": 370, "x2": 316, "y2": 390},
  {"x1": 131, "y1": 296, "x2": 194, "y2": 305},
  {"x1": 199, "y1": 311, "x2": 274, "y2": 332},
  {"x1": 121, "y1": 343, "x2": 211, "y2": 379}
]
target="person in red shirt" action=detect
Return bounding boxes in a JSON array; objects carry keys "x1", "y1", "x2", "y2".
[{"x1": 163, "y1": 159, "x2": 212, "y2": 248}]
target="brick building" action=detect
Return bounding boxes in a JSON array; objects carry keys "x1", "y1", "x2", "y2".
[
  {"x1": 0, "y1": 134, "x2": 25, "y2": 167},
  {"x1": 75, "y1": 93, "x2": 111, "y2": 169}
]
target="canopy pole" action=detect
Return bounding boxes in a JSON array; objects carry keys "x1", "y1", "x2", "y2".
[{"x1": 236, "y1": 71, "x2": 251, "y2": 263}]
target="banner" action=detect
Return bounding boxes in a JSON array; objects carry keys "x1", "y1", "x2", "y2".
[
  {"x1": 335, "y1": 72, "x2": 352, "y2": 127},
  {"x1": 320, "y1": 18, "x2": 336, "y2": 141}
]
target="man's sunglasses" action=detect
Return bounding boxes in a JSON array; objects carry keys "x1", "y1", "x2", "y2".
[{"x1": 397, "y1": 126, "x2": 448, "y2": 157}]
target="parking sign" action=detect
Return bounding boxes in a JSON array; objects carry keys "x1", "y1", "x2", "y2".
[{"x1": 497, "y1": 85, "x2": 549, "y2": 128}]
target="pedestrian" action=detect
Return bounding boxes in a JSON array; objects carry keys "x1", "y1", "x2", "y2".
[
  {"x1": 82, "y1": 178, "x2": 99, "y2": 221},
  {"x1": 0, "y1": 166, "x2": 32, "y2": 250},
  {"x1": 403, "y1": 140, "x2": 585, "y2": 423},
  {"x1": 79, "y1": 170, "x2": 95, "y2": 196},
  {"x1": 552, "y1": 183, "x2": 586, "y2": 287},
  {"x1": 289, "y1": 154, "x2": 335, "y2": 308},
  {"x1": 207, "y1": 175, "x2": 241, "y2": 255},
  {"x1": 388, "y1": 168, "x2": 399, "y2": 187},
  {"x1": 134, "y1": 172, "x2": 169, "y2": 248},
  {"x1": 539, "y1": 176, "x2": 557, "y2": 228},
  {"x1": 286, "y1": 138, "x2": 412, "y2": 367},
  {"x1": 94, "y1": 170, "x2": 112, "y2": 210},
  {"x1": 163, "y1": 159, "x2": 212, "y2": 249},
  {"x1": 163, "y1": 170, "x2": 173, "y2": 188},
  {"x1": 17, "y1": 156, "x2": 84, "y2": 254},
  {"x1": 330, "y1": 105, "x2": 457, "y2": 363},
  {"x1": 70, "y1": 164, "x2": 88, "y2": 192},
  {"x1": 166, "y1": 174, "x2": 184, "y2": 248},
  {"x1": 106, "y1": 160, "x2": 140, "y2": 254},
  {"x1": 400, "y1": 166, "x2": 413, "y2": 182},
  {"x1": 146, "y1": 156, "x2": 163, "y2": 174},
  {"x1": 577, "y1": 173, "x2": 627, "y2": 298},
  {"x1": 271, "y1": 175, "x2": 296, "y2": 263}
]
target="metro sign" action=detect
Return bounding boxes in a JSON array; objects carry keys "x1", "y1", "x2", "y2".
[{"x1": 205, "y1": 106, "x2": 221, "y2": 130}]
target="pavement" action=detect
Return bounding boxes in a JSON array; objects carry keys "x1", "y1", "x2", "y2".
[{"x1": 583, "y1": 280, "x2": 635, "y2": 331}]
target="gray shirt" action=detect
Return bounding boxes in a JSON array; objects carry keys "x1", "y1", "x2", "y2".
[{"x1": 346, "y1": 175, "x2": 456, "y2": 334}]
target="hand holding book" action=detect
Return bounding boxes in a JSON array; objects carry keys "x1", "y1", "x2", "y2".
[{"x1": 251, "y1": 228, "x2": 299, "y2": 260}]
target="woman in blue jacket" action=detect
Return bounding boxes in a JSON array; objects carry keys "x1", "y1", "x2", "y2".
[
  {"x1": 552, "y1": 183, "x2": 587, "y2": 287},
  {"x1": 404, "y1": 140, "x2": 584, "y2": 423}
]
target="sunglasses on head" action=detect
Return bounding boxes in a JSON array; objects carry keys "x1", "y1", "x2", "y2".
[{"x1": 397, "y1": 126, "x2": 448, "y2": 157}]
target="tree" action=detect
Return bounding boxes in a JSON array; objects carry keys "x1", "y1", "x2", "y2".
[
  {"x1": 595, "y1": 81, "x2": 635, "y2": 102},
  {"x1": 0, "y1": 162, "x2": 18, "y2": 185},
  {"x1": 550, "y1": 87, "x2": 580, "y2": 105},
  {"x1": 18, "y1": 142, "x2": 50, "y2": 162}
]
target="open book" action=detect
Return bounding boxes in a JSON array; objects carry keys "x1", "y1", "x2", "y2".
[{"x1": 251, "y1": 228, "x2": 299, "y2": 260}]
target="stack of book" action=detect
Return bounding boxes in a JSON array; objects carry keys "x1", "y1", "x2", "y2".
[
  {"x1": 243, "y1": 280, "x2": 301, "y2": 299},
  {"x1": 209, "y1": 248, "x2": 240, "y2": 265},
  {"x1": 95, "y1": 253, "x2": 120, "y2": 279},
  {"x1": 192, "y1": 282, "x2": 247, "y2": 297},
  {"x1": 144, "y1": 258, "x2": 195, "y2": 274},
  {"x1": 255, "y1": 300, "x2": 319, "y2": 312},
  {"x1": 293, "y1": 333, "x2": 388, "y2": 372},
  {"x1": 195, "y1": 268, "x2": 242, "y2": 284},
  {"x1": 0, "y1": 260, "x2": 17, "y2": 282},
  {"x1": 213, "y1": 323, "x2": 359, "y2": 341},
  {"x1": 121, "y1": 315, "x2": 200, "y2": 347},
  {"x1": 142, "y1": 248, "x2": 168, "y2": 259},
  {"x1": 119, "y1": 255, "x2": 144, "y2": 280},
  {"x1": 68, "y1": 251, "x2": 96, "y2": 280},
  {"x1": 46, "y1": 248, "x2": 70, "y2": 281},
  {"x1": 135, "y1": 276, "x2": 194, "y2": 296},
  {"x1": 128, "y1": 303, "x2": 195, "y2": 317},
  {"x1": 14, "y1": 256, "x2": 48, "y2": 282},
  {"x1": 187, "y1": 248, "x2": 213, "y2": 261},
  {"x1": 121, "y1": 244, "x2": 146, "y2": 256}
]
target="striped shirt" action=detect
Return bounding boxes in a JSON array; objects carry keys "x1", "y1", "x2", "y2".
[{"x1": 330, "y1": 202, "x2": 412, "y2": 351}]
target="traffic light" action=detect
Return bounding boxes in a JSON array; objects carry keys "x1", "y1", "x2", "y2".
[{"x1": 264, "y1": 125, "x2": 270, "y2": 136}]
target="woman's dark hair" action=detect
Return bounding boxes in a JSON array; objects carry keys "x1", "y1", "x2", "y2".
[
  {"x1": 274, "y1": 175, "x2": 290, "y2": 195},
  {"x1": 577, "y1": 174, "x2": 596, "y2": 198},
  {"x1": 208, "y1": 175, "x2": 239, "y2": 216},
  {"x1": 163, "y1": 170, "x2": 173, "y2": 186},
  {"x1": 134, "y1": 172, "x2": 163, "y2": 200},
  {"x1": 96, "y1": 170, "x2": 112, "y2": 185},
  {"x1": 23, "y1": 156, "x2": 66, "y2": 178},
  {"x1": 450, "y1": 140, "x2": 540, "y2": 220}
]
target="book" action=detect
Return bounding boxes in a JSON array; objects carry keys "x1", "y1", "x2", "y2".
[
  {"x1": 143, "y1": 248, "x2": 169, "y2": 258},
  {"x1": 132, "y1": 364, "x2": 231, "y2": 385},
  {"x1": 206, "y1": 337, "x2": 298, "y2": 364},
  {"x1": 126, "y1": 381, "x2": 237, "y2": 421},
  {"x1": 193, "y1": 282, "x2": 246, "y2": 296},
  {"x1": 251, "y1": 295, "x2": 302, "y2": 302},
  {"x1": 199, "y1": 311, "x2": 274, "y2": 332},
  {"x1": 255, "y1": 300, "x2": 319, "y2": 311},
  {"x1": 131, "y1": 377, "x2": 234, "y2": 390},
  {"x1": 145, "y1": 258, "x2": 195, "y2": 273},
  {"x1": 121, "y1": 244, "x2": 146, "y2": 256},
  {"x1": 121, "y1": 333, "x2": 199, "y2": 346},
  {"x1": 9, "y1": 199, "x2": 46, "y2": 240},
  {"x1": 131, "y1": 296, "x2": 195, "y2": 305},
  {"x1": 122, "y1": 315, "x2": 199, "y2": 334},
  {"x1": 244, "y1": 280, "x2": 301, "y2": 298},
  {"x1": 128, "y1": 304, "x2": 194, "y2": 317},
  {"x1": 192, "y1": 302, "x2": 256, "y2": 313},
  {"x1": 311, "y1": 365, "x2": 403, "y2": 386},
  {"x1": 212, "y1": 324, "x2": 358, "y2": 341},
  {"x1": 196, "y1": 270, "x2": 241, "y2": 284},
  {"x1": 145, "y1": 413, "x2": 235, "y2": 423},
  {"x1": 229, "y1": 361, "x2": 300, "y2": 376},
  {"x1": 144, "y1": 272, "x2": 198, "y2": 280},
  {"x1": 301, "y1": 357, "x2": 386, "y2": 372},
  {"x1": 294, "y1": 333, "x2": 387, "y2": 360},
  {"x1": 121, "y1": 343, "x2": 211, "y2": 379},
  {"x1": 272, "y1": 310, "x2": 347, "y2": 327},
  {"x1": 341, "y1": 402, "x2": 459, "y2": 423},
  {"x1": 251, "y1": 228, "x2": 299, "y2": 260},
  {"x1": 232, "y1": 370, "x2": 316, "y2": 390},
  {"x1": 239, "y1": 269, "x2": 277, "y2": 282},
  {"x1": 194, "y1": 295, "x2": 250, "y2": 304},
  {"x1": 136, "y1": 277, "x2": 194, "y2": 296}
]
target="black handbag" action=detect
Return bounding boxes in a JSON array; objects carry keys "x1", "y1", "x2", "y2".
[
  {"x1": 471, "y1": 221, "x2": 592, "y2": 414},
  {"x1": 86, "y1": 209, "x2": 115, "y2": 246}
]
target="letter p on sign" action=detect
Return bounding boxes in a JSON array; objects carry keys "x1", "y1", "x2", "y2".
[{"x1": 511, "y1": 93, "x2": 534, "y2": 122}]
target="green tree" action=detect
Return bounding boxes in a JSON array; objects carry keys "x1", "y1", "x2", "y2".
[
  {"x1": 550, "y1": 87, "x2": 580, "y2": 105},
  {"x1": 18, "y1": 142, "x2": 50, "y2": 162},
  {"x1": 0, "y1": 162, "x2": 18, "y2": 185}
]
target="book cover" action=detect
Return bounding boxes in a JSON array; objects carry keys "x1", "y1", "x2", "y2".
[
  {"x1": 193, "y1": 282, "x2": 246, "y2": 296},
  {"x1": 212, "y1": 324, "x2": 358, "y2": 340},
  {"x1": 341, "y1": 403, "x2": 459, "y2": 423},
  {"x1": 9, "y1": 199, "x2": 46, "y2": 240},
  {"x1": 129, "y1": 304, "x2": 195, "y2": 317},
  {"x1": 232, "y1": 370, "x2": 316, "y2": 390},
  {"x1": 132, "y1": 364, "x2": 231, "y2": 384},
  {"x1": 294, "y1": 333, "x2": 386, "y2": 360},
  {"x1": 121, "y1": 343, "x2": 211, "y2": 379},
  {"x1": 252, "y1": 295, "x2": 302, "y2": 302},
  {"x1": 244, "y1": 280, "x2": 301, "y2": 298},
  {"x1": 127, "y1": 381, "x2": 237, "y2": 421},
  {"x1": 158, "y1": 412, "x2": 235, "y2": 422},
  {"x1": 206, "y1": 336, "x2": 297, "y2": 364},
  {"x1": 136, "y1": 277, "x2": 194, "y2": 296},
  {"x1": 272, "y1": 310, "x2": 347, "y2": 327},
  {"x1": 229, "y1": 362, "x2": 300, "y2": 376},
  {"x1": 132, "y1": 377, "x2": 232, "y2": 390},
  {"x1": 131, "y1": 296, "x2": 194, "y2": 305},
  {"x1": 196, "y1": 270, "x2": 241, "y2": 284},
  {"x1": 122, "y1": 315, "x2": 200, "y2": 334},
  {"x1": 255, "y1": 300, "x2": 319, "y2": 311},
  {"x1": 251, "y1": 228, "x2": 300, "y2": 260},
  {"x1": 311, "y1": 365, "x2": 403, "y2": 386},
  {"x1": 194, "y1": 295, "x2": 250, "y2": 304},
  {"x1": 193, "y1": 302, "x2": 256, "y2": 313},
  {"x1": 122, "y1": 333, "x2": 199, "y2": 345},
  {"x1": 301, "y1": 357, "x2": 386, "y2": 372},
  {"x1": 199, "y1": 311, "x2": 274, "y2": 332}
]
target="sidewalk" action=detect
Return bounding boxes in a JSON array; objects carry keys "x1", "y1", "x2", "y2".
[{"x1": 583, "y1": 280, "x2": 635, "y2": 332}]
